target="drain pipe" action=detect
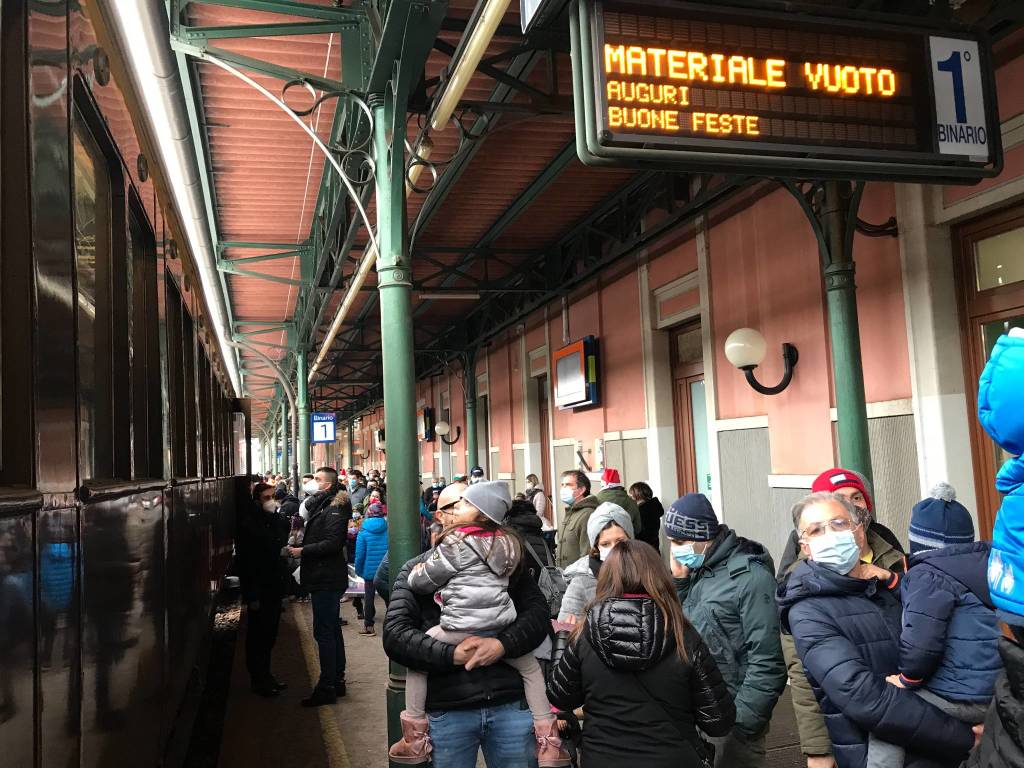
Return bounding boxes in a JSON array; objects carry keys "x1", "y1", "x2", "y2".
[{"x1": 93, "y1": 0, "x2": 241, "y2": 395}]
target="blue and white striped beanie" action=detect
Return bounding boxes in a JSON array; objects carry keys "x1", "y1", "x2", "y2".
[{"x1": 908, "y1": 483, "x2": 974, "y2": 555}]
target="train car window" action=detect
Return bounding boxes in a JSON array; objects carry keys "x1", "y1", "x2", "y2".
[
  {"x1": 183, "y1": 309, "x2": 198, "y2": 476},
  {"x1": 0, "y1": 0, "x2": 33, "y2": 486},
  {"x1": 72, "y1": 109, "x2": 114, "y2": 480},
  {"x1": 129, "y1": 199, "x2": 161, "y2": 478},
  {"x1": 166, "y1": 278, "x2": 186, "y2": 477}
]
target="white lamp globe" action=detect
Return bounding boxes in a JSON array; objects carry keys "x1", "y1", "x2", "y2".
[
  {"x1": 724, "y1": 328, "x2": 768, "y2": 369},
  {"x1": 435, "y1": 420, "x2": 451, "y2": 437}
]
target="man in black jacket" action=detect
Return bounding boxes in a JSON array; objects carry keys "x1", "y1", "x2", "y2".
[
  {"x1": 288, "y1": 466, "x2": 349, "y2": 707},
  {"x1": 383, "y1": 553, "x2": 550, "y2": 767},
  {"x1": 237, "y1": 483, "x2": 290, "y2": 696}
]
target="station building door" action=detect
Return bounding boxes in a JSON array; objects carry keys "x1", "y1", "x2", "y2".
[
  {"x1": 955, "y1": 202, "x2": 1024, "y2": 535},
  {"x1": 538, "y1": 375, "x2": 553, "y2": 494},
  {"x1": 672, "y1": 323, "x2": 712, "y2": 497}
]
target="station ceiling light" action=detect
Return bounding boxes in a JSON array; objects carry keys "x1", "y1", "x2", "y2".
[
  {"x1": 101, "y1": 0, "x2": 241, "y2": 395},
  {"x1": 429, "y1": 0, "x2": 513, "y2": 131}
]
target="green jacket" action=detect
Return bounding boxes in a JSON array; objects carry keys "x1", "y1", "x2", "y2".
[
  {"x1": 556, "y1": 494, "x2": 600, "y2": 568},
  {"x1": 595, "y1": 486, "x2": 642, "y2": 535},
  {"x1": 674, "y1": 526, "x2": 786, "y2": 736},
  {"x1": 780, "y1": 523, "x2": 908, "y2": 757}
]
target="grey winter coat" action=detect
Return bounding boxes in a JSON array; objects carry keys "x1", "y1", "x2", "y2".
[
  {"x1": 407, "y1": 526, "x2": 520, "y2": 633},
  {"x1": 558, "y1": 554, "x2": 600, "y2": 623}
]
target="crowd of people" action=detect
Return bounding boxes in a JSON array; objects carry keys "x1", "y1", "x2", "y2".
[{"x1": 234, "y1": 329, "x2": 1024, "y2": 768}]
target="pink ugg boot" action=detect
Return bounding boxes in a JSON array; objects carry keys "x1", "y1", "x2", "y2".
[
  {"x1": 535, "y1": 718, "x2": 571, "y2": 767},
  {"x1": 388, "y1": 711, "x2": 432, "y2": 765}
]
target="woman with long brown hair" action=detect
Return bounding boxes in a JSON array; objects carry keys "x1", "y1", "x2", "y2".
[{"x1": 546, "y1": 540, "x2": 735, "y2": 768}]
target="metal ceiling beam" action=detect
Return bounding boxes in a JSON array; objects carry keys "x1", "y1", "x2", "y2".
[
  {"x1": 171, "y1": 39, "x2": 347, "y2": 93},
  {"x1": 217, "y1": 260, "x2": 305, "y2": 285},
  {"x1": 182, "y1": 0, "x2": 364, "y2": 22},
  {"x1": 412, "y1": 139, "x2": 577, "y2": 318},
  {"x1": 178, "y1": 21, "x2": 358, "y2": 41}
]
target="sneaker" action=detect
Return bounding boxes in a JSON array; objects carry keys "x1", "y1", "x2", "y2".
[
  {"x1": 358, "y1": 626, "x2": 376, "y2": 636},
  {"x1": 251, "y1": 683, "x2": 281, "y2": 698},
  {"x1": 300, "y1": 688, "x2": 337, "y2": 707}
]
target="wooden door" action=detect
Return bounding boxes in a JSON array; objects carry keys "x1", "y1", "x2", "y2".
[
  {"x1": 671, "y1": 323, "x2": 708, "y2": 496},
  {"x1": 954, "y1": 203, "x2": 1024, "y2": 535},
  {"x1": 538, "y1": 375, "x2": 552, "y2": 494}
]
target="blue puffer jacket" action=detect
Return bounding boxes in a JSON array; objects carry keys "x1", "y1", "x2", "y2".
[
  {"x1": 977, "y1": 331, "x2": 1024, "y2": 620},
  {"x1": 355, "y1": 517, "x2": 389, "y2": 581},
  {"x1": 897, "y1": 542, "x2": 1001, "y2": 702},
  {"x1": 777, "y1": 559, "x2": 974, "y2": 768}
]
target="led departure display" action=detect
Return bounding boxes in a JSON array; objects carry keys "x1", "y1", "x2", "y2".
[{"x1": 571, "y1": 0, "x2": 1001, "y2": 181}]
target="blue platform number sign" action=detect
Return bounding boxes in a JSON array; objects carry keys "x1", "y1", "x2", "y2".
[
  {"x1": 930, "y1": 37, "x2": 990, "y2": 161},
  {"x1": 311, "y1": 412, "x2": 336, "y2": 444}
]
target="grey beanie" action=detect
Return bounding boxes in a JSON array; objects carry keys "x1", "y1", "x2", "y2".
[
  {"x1": 587, "y1": 502, "x2": 635, "y2": 546},
  {"x1": 462, "y1": 480, "x2": 512, "y2": 524}
]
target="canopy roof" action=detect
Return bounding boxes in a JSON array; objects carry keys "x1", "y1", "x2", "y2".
[{"x1": 170, "y1": 0, "x2": 1022, "y2": 430}]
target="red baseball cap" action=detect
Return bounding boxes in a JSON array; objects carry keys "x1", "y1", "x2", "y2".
[{"x1": 811, "y1": 467, "x2": 873, "y2": 512}]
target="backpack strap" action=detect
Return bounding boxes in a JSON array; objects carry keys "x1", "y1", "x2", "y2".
[{"x1": 522, "y1": 538, "x2": 554, "y2": 568}]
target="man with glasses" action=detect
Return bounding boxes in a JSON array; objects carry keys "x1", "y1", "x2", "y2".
[
  {"x1": 778, "y1": 471, "x2": 907, "y2": 768},
  {"x1": 778, "y1": 492, "x2": 977, "y2": 768}
]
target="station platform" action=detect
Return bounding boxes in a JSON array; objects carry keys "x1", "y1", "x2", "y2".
[{"x1": 210, "y1": 598, "x2": 805, "y2": 768}]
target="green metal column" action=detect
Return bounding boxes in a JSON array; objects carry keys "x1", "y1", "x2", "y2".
[
  {"x1": 373, "y1": 89, "x2": 420, "y2": 756},
  {"x1": 280, "y1": 403, "x2": 290, "y2": 481},
  {"x1": 347, "y1": 420, "x2": 355, "y2": 470},
  {"x1": 464, "y1": 362, "x2": 478, "y2": 473},
  {"x1": 297, "y1": 349, "x2": 311, "y2": 475},
  {"x1": 822, "y1": 181, "x2": 872, "y2": 484}
]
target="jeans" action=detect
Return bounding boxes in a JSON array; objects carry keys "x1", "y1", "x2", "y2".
[
  {"x1": 245, "y1": 598, "x2": 282, "y2": 685},
  {"x1": 310, "y1": 589, "x2": 345, "y2": 690},
  {"x1": 427, "y1": 700, "x2": 538, "y2": 768},
  {"x1": 363, "y1": 578, "x2": 376, "y2": 627}
]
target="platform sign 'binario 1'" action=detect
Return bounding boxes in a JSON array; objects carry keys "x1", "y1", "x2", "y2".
[{"x1": 569, "y1": 0, "x2": 1002, "y2": 181}]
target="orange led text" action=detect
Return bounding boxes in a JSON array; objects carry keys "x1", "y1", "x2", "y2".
[
  {"x1": 605, "y1": 44, "x2": 788, "y2": 88},
  {"x1": 691, "y1": 112, "x2": 760, "y2": 135},
  {"x1": 803, "y1": 63, "x2": 897, "y2": 96}
]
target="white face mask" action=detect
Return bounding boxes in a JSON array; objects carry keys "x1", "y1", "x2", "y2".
[
  {"x1": 261, "y1": 500, "x2": 278, "y2": 513},
  {"x1": 302, "y1": 480, "x2": 319, "y2": 494},
  {"x1": 560, "y1": 487, "x2": 576, "y2": 506},
  {"x1": 597, "y1": 545, "x2": 614, "y2": 561}
]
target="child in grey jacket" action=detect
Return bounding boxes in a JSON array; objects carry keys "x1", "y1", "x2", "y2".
[{"x1": 388, "y1": 481, "x2": 569, "y2": 767}]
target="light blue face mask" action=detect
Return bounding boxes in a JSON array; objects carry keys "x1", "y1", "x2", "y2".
[
  {"x1": 670, "y1": 542, "x2": 705, "y2": 570},
  {"x1": 808, "y1": 529, "x2": 861, "y2": 574},
  {"x1": 348, "y1": 480, "x2": 358, "y2": 491},
  {"x1": 560, "y1": 487, "x2": 576, "y2": 506}
]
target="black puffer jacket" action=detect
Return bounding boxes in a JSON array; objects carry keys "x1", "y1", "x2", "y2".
[
  {"x1": 964, "y1": 636, "x2": 1024, "y2": 768},
  {"x1": 300, "y1": 488, "x2": 350, "y2": 592},
  {"x1": 382, "y1": 552, "x2": 549, "y2": 711},
  {"x1": 547, "y1": 596, "x2": 735, "y2": 768},
  {"x1": 637, "y1": 498, "x2": 665, "y2": 551},
  {"x1": 505, "y1": 501, "x2": 555, "y2": 583}
]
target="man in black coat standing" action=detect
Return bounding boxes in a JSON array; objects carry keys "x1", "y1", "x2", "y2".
[
  {"x1": 238, "y1": 483, "x2": 290, "y2": 696},
  {"x1": 288, "y1": 466, "x2": 350, "y2": 707}
]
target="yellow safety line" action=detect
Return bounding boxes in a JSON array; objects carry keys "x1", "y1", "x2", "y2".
[{"x1": 292, "y1": 602, "x2": 352, "y2": 768}]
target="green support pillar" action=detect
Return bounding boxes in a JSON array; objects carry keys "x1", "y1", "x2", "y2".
[
  {"x1": 297, "y1": 349, "x2": 311, "y2": 476},
  {"x1": 821, "y1": 181, "x2": 873, "y2": 484},
  {"x1": 374, "y1": 89, "x2": 421, "y2": 759},
  {"x1": 786, "y1": 180, "x2": 873, "y2": 486},
  {"x1": 347, "y1": 420, "x2": 355, "y2": 471},
  {"x1": 368, "y1": 3, "x2": 446, "y2": 757},
  {"x1": 280, "y1": 403, "x2": 290, "y2": 483}
]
